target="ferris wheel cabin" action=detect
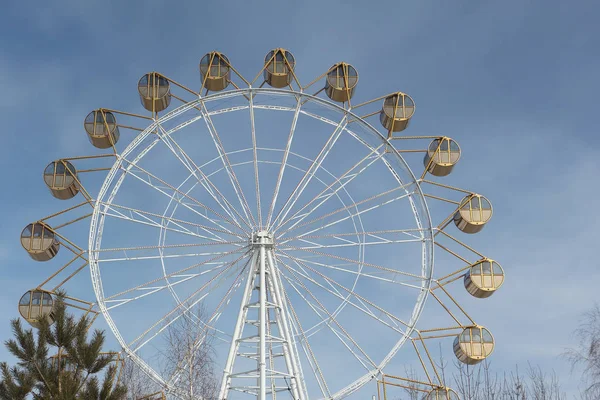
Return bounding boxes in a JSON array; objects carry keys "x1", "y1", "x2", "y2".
[
  {"x1": 43, "y1": 160, "x2": 79, "y2": 200},
  {"x1": 454, "y1": 194, "x2": 492, "y2": 234},
  {"x1": 325, "y1": 62, "x2": 358, "y2": 102},
  {"x1": 138, "y1": 73, "x2": 171, "y2": 112},
  {"x1": 84, "y1": 110, "x2": 120, "y2": 149},
  {"x1": 424, "y1": 388, "x2": 460, "y2": 400},
  {"x1": 264, "y1": 49, "x2": 296, "y2": 88},
  {"x1": 465, "y1": 259, "x2": 504, "y2": 298},
  {"x1": 18, "y1": 290, "x2": 55, "y2": 329},
  {"x1": 200, "y1": 52, "x2": 231, "y2": 92},
  {"x1": 20, "y1": 222, "x2": 59, "y2": 261},
  {"x1": 424, "y1": 137, "x2": 461, "y2": 176},
  {"x1": 380, "y1": 92, "x2": 415, "y2": 133},
  {"x1": 454, "y1": 326, "x2": 495, "y2": 365}
]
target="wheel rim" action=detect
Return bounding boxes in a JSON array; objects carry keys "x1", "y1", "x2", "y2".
[{"x1": 89, "y1": 88, "x2": 434, "y2": 399}]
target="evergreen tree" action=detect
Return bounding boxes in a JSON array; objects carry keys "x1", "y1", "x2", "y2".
[{"x1": 0, "y1": 292, "x2": 127, "y2": 400}]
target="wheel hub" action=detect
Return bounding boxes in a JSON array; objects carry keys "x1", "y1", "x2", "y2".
[{"x1": 250, "y1": 230, "x2": 274, "y2": 248}]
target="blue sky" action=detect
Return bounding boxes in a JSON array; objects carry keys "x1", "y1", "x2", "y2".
[{"x1": 0, "y1": 0, "x2": 599, "y2": 398}]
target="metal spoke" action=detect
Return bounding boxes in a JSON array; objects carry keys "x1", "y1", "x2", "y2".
[
  {"x1": 266, "y1": 97, "x2": 302, "y2": 228},
  {"x1": 277, "y1": 251, "x2": 424, "y2": 291},
  {"x1": 278, "y1": 252, "x2": 408, "y2": 333},
  {"x1": 279, "y1": 237, "x2": 423, "y2": 251},
  {"x1": 285, "y1": 294, "x2": 331, "y2": 399},
  {"x1": 280, "y1": 253, "x2": 376, "y2": 331},
  {"x1": 156, "y1": 123, "x2": 252, "y2": 232},
  {"x1": 119, "y1": 158, "x2": 244, "y2": 237},
  {"x1": 288, "y1": 247, "x2": 426, "y2": 280},
  {"x1": 98, "y1": 250, "x2": 242, "y2": 263},
  {"x1": 276, "y1": 250, "x2": 353, "y2": 326},
  {"x1": 97, "y1": 241, "x2": 244, "y2": 254},
  {"x1": 101, "y1": 207, "x2": 219, "y2": 242},
  {"x1": 167, "y1": 258, "x2": 251, "y2": 387},
  {"x1": 278, "y1": 145, "x2": 384, "y2": 232},
  {"x1": 103, "y1": 246, "x2": 249, "y2": 302},
  {"x1": 280, "y1": 259, "x2": 379, "y2": 366},
  {"x1": 104, "y1": 263, "x2": 229, "y2": 311},
  {"x1": 198, "y1": 98, "x2": 257, "y2": 227},
  {"x1": 280, "y1": 185, "x2": 417, "y2": 240},
  {"x1": 280, "y1": 228, "x2": 426, "y2": 244},
  {"x1": 99, "y1": 200, "x2": 242, "y2": 243},
  {"x1": 270, "y1": 113, "x2": 349, "y2": 232},
  {"x1": 130, "y1": 251, "x2": 249, "y2": 352},
  {"x1": 249, "y1": 90, "x2": 262, "y2": 228},
  {"x1": 278, "y1": 259, "x2": 377, "y2": 371},
  {"x1": 280, "y1": 249, "x2": 422, "y2": 330}
]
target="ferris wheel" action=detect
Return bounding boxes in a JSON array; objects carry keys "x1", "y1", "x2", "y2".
[{"x1": 18, "y1": 49, "x2": 505, "y2": 400}]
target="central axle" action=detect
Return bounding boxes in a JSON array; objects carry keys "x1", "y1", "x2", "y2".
[{"x1": 251, "y1": 230, "x2": 274, "y2": 248}]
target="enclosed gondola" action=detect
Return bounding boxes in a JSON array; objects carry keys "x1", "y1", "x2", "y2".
[
  {"x1": 264, "y1": 49, "x2": 295, "y2": 88},
  {"x1": 380, "y1": 92, "x2": 415, "y2": 133},
  {"x1": 200, "y1": 52, "x2": 231, "y2": 92},
  {"x1": 423, "y1": 137, "x2": 460, "y2": 176},
  {"x1": 453, "y1": 326, "x2": 494, "y2": 365},
  {"x1": 20, "y1": 222, "x2": 59, "y2": 261},
  {"x1": 18, "y1": 290, "x2": 55, "y2": 328},
  {"x1": 464, "y1": 259, "x2": 505, "y2": 298},
  {"x1": 138, "y1": 73, "x2": 171, "y2": 112},
  {"x1": 84, "y1": 109, "x2": 120, "y2": 148},
  {"x1": 424, "y1": 387, "x2": 460, "y2": 400},
  {"x1": 454, "y1": 194, "x2": 493, "y2": 234},
  {"x1": 43, "y1": 160, "x2": 79, "y2": 200},
  {"x1": 325, "y1": 62, "x2": 358, "y2": 102}
]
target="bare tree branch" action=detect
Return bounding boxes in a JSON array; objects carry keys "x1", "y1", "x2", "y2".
[
  {"x1": 160, "y1": 303, "x2": 218, "y2": 400},
  {"x1": 565, "y1": 303, "x2": 600, "y2": 398}
]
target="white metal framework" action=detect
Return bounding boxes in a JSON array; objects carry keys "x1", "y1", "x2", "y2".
[
  {"x1": 19, "y1": 49, "x2": 503, "y2": 400},
  {"x1": 88, "y1": 89, "x2": 433, "y2": 399},
  {"x1": 218, "y1": 230, "x2": 305, "y2": 400}
]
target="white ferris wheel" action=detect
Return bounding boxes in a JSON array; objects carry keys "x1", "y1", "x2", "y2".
[{"x1": 18, "y1": 49, "x2": 504, "y2": 400}]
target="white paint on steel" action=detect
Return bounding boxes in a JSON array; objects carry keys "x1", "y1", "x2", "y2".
[{"x1": 89, "y1": 88, "x2": 434, "y2": 399}]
